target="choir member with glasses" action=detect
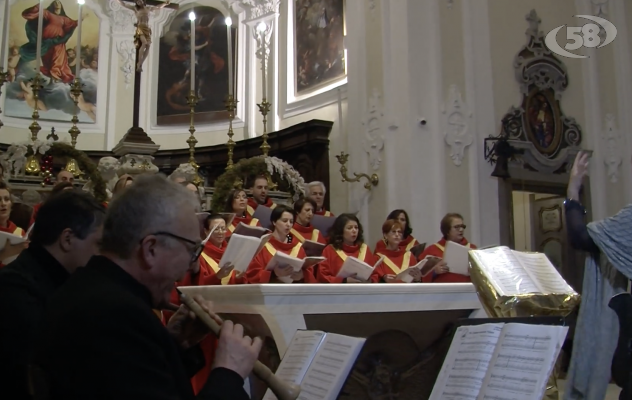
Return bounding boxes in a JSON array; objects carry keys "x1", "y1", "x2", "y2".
[
  {"x1": 246, "y1": 175, "x2": 276, "y2": 217},
  {"x1": 246, "y1": 205, "x2": 318, "y2": 283},
  {"x1": 374, "y1": 219, "x2": 421, "y2": 283},
  {"x1": 291, "y1": 197, "x2": 327, "y2": 244},
  {"x1": 306, "y1": 181, "x2": 334, "y2": 216},
  {"x1": 374, "y1": 209, "x2": 419, "y2": 253},
  {"x1": 316, "y1": 213, "x2": 380, "y2": 283},
  {"x1": 32, "y1": 174, "x2": 259, "y2": 399},
  {"x1": 419, "y1": 212, "x2": 477, "y2": 283},
  {"x1": 224, "y1": 188, "x2": 262, "y2": 238},
  {"x1": 0, "y1": 182, "x2": 28, "y2": 265}
]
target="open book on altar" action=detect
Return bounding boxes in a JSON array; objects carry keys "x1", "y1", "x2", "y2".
[
  {"x1": 468, "y1": 246, "x2": 576, "y2": 296},
  {"x1": 430, "y1": 322, "x2": 568, "y2": 400},
  {"x1": 262, "y1": 330, "x2": 366, "y2": 400},
  {"x1": 218, "y1": 233, "x2": 271, "y2": 273},
  {"x1": 336, "y1": 256, "x2": 384, "y2": 281}
]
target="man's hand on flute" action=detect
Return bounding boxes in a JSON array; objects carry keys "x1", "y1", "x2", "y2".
[
  {"x1": 166, "y1": 294, "x2": 221, "y2": 349},
  {"x1": 213, "y1": 320, "x2": 263, "y2": 379}
]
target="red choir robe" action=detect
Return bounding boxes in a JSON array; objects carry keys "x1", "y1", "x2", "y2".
[
  {"x1": 245, "y1": 236, "x2": 318, "y2": 283},
  {"x1": 246, "y1": 197, "x2": 276, "y2": 217},
  {"x1": 420, "y1": 238, "x2": 477, "y2": 283},
  {"x1": 226, "y1": 214, "x2": 261, "y2": 239},
  {"x1": 314, "y1": 209, "x2": 334, "y2": 217},
  {"x1": 374, "y1": 234, "x2": 419, "y2": 254},
  {"x1": 290, "y1": 222, "x2": 327, "y2": 244},
  {"x1": 0, "y1": 221, "x2": 26, "y2": 269},
  {"x1": 316, "y1": 243, "x2": 380, "y2": 283},
  {"x1": 374, "y1": 248, "x2": 417, "y2": 282},
  {"x1": 29, "y1": 203, "x2": 42, "y2": 227},
  {"x1": 166, "y1": 241, "x2": 245, "y2": 395}
]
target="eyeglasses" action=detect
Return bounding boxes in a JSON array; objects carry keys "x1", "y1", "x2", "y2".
[
  {"x1": 144, "y1": 231, "x2": 203, "y2": 263},
  {"x1": 452, "y1": 224, "x2": 467, "y2": 230}
]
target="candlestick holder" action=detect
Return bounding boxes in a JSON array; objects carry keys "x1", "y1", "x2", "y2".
[
  {"x1": 65, "y1": 77, "x2": 83, "y2": 177},
  {"x1": 224, "y1": 94, "x2": 238, "y2": 170},
  {"x1": 25, "y1": 74, "x2": 43, "y2": 176},
  {"x1": 257, "y1": 98, "x2": 271, "y2": 156},
  {"x1": 187, "y1": 92, "x2": 203, "y2": 186},
  {"x1": 0, "y1": 68, "x2": 8, "y2": 131}
]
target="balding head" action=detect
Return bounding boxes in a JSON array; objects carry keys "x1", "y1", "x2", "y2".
[
  {"x1": 100, "y1": 174, "x2": 201, "y2": 308},
  {"x1": 57, "y1": 170, "x2": 75, "y2": 184}
]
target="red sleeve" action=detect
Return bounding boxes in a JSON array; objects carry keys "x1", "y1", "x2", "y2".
[
  {"x1": 420, "y1": 244, "x2": 444, "y2": 283},
  {"x1": 365, "y1": 248, "x2": 380, "y2": 283},
  {"x1": 197, "y1": 259, "x2": 221, "y2": 286},
  {"x1": 372, "y1": 263, "x2": 386, "y2": 282},
  {"x1": 316, "y1": 246, "x2": 344, "y2": 283},
  {"x1": 316, "y1": 231, "x2": 327, "y2": 245},
  {"x1": 245, "y1": 248, "x2": 272, "y2": 283},
  {"x1": 295, "y1": 248, "x2": 317, "y2": 283}
]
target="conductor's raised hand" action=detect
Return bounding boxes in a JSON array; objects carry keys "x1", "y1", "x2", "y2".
[
  {"x1": 568, "y1": 151, "x2": 589, "y2": 199},
  {"x1": 213, "y1": 320, "x2": 263, "y2": 379},
  {"x1": 166, "y1": 295, "x2": 221, "y2": 349}
]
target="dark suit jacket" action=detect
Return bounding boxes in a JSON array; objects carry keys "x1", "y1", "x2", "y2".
[
  {"x1": 34, "y1": 255, "x2": 249, "y2": 400},
  {"x1": 0, "y1": 244, "x2": 70, "y2": 400}
]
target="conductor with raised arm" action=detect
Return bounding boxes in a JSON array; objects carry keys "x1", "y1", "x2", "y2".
[{"x1": 33, "y1": 175, "x2": 262, "y2": 400}]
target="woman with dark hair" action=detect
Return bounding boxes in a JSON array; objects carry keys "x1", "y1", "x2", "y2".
[
  {"x1": 374, "y1": 209, "x2": 419, "y2": 253},
  {"x1": 419, "y1": 212, "x2": 476, "y2": 283},
  {"x1": 0, "y1": 182, "x2": 28, "y2": 267},
  {"x1": 246, "y1": 205, "x2": 317, "y2": 283},
  {"x1": 291, "y1": 197, "x2": 326, "y2": 244},
  {"x1": 316, "y1": 213, "x2": 380, "y2": 283},
  {"x1": 374, "y1": 219, "x2": 423, "y2": 283},
  {"x1": 223, "y1": 188, "x2": 261, "y2": 238}
]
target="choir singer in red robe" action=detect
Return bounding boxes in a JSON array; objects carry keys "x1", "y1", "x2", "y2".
[
  {"x1": 374, "y1": 219, "x2": 421, "y2": 283},
  {"x1": 374, "y1": 209, "x2": 419, "y2": 253},
  {"x1": 291, "y1": 197, "x2": 327, "y2": 244},
  {"x1": 246, "y1": 175, "x2": 276, "y2": 217},
  {"x1": 246, "y1": 205, "x2": 318, "y2": 283},
  {"x1": 225, "y1": 188, "x2": 262, "y2": 238},
  {"x1": 306, "y1": 181, "x2": 334, "y2": 217},
  {"x1": 0, "y1": 183, "x2": 27, "y2": 267},
  {"x1": 420, "y1": 213, "x2": 477, "y2": 283},
  {"x1": 317, "y1": 214, "x2": 380, "y2": 283}
]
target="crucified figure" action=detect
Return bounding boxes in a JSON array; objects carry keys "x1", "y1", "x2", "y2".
[{"x1": 115, "y1": 0, "x2": 173, "y2": 71}]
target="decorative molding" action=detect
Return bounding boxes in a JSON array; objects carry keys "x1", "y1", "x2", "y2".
[
  {"x1": 108, "y1": 0, "x2": 135, "y2": 34},
  {"x1": 446, "y1": 0, "x2": 454, "y2": 9},
  {"x1": 591, "y1": 0, "x2": 609, "y2": 17},
  {"x1": 443, "y1": 84, "x2": 472, "y2": 166},
  {"x1": 368, "y1": 0, "x2": 377, "y2": 16},
  {"x1": 602, "y1": 113, "x2": 622, "y2": 183},
  {"x1": 116, "y1": 40, "x2": 136, "y2": 88},
  {"x1": 225, "y1": 0, "x2": 280, "y2": 20},
  {"x1": 362, "y1": 89, "x2": 384, "y2": 171}
]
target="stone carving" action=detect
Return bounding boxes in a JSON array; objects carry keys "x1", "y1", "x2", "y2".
[
  {"x1": 8, "y1": 145, "x2": 27, "y2": 177},
  {"x1": 362, "y1": 89, "x2": 385, "y2": 171},
  {"x1": 21, "y1": 189, "x2": 42, "y2": 207},
  {"x1": 602, "y1": 113, "x2": 622, "y2": 183},
  {"x1": 109, "y1": 0, "x2": 135, "y2": 34},
  {"x1": 224, "y1": 0, "x2": 280, "y2": 20},
  {"x1": 118, "y1": 154, "x2": 159, "y2": 176},
  {"x1": 171, "y1": 163, "x2": 199, "y2": 183},
  {"x1": 443, "y1": 84, "x2": 472, "y2": 166},
  {"x1": 116, "y1": 40, "x2": 137, "y2": 88}
]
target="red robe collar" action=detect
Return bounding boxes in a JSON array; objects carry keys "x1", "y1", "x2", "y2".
[
  {"x1": 0, "y1": 220, "x2": 18, "y2": 234},
  {"x1": 268, "y1": 235, "x2": 297, "y2": 252},
  {"x1": 203, "y1": 241, "x2": 227, "y2": 259}
]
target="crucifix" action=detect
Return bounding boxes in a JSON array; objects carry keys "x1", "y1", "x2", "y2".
[{"x1": 115, "y1": 0, "x2": 178, "y2": 139}]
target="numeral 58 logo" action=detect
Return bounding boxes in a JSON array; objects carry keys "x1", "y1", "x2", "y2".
[{"x1": 544, "y1": 15, "x2": 617, "y2": 59}]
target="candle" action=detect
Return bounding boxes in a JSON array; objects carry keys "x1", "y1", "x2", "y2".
[
  {"x1": 1, "y1": 0, "x2": 9, "y2": 69},
  {"x1": 225, "y1": 16, "x2": 233, "y2": 96},
  {"x1": 35, "y1": 0, "x2": 44, "y2": 73},
  {"x1": 76, "y1": 0, "x2": 84, "y2": 78},
  {"x1": 189, "y1": 11, "x2": 196, "y2": 94},
  {"x1": 257, "y1": 22, "x2": 267, "y2": 100}
]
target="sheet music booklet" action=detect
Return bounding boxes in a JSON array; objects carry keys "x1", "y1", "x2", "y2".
[
  {"x1": 429, "y1": 322, "x2": 568, "y2": 400},
  {"x1": 336, "y1": 256, "x2": 384, "y2": 281},
  {"x1": 218, "y1": 233, "x2": 271, "y2": 273},
  {"x1": 0, "y1": 230, "x2": 28, "y2": 264},
  {"x1": 394, "y1": 255, "x2": 437, "y2": 283},
  {"x1": 262, "y1": 330, "x2": 366, "y2": 400},
  {"x1": 232, "y1": 222, "x2": 269, "y2": 238},
  {"x1": 265, "y1": 252, "x2": 325, "y2": 283},
  {"x1": 468, "y1": 246, "x2": 576, "y2": 296},
  {"x1": 301, "y1": 240, "x2": 326, "y2": 257},
  {"x1": 443, "y1": 240, "x2": 471, "y2": 276}
]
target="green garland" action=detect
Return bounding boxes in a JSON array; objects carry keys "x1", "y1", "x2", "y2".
[{"x1": 46, "y1": 143, "x2": 108, "y2": 203}]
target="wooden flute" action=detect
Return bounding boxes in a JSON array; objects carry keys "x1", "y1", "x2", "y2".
[{"x1": 174, "y1": 290, "x2": 301, "y2": 400}]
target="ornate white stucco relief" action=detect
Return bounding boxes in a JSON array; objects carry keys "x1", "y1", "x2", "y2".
[
  {"x1": 602, "y1": 113, "x2": 622, "y2": 183},
  {"x1": 443, "y1": 84, "x2": 473, "y2": 166},
  {"x1": 362, "y1": 89, "x2": 385, "y2": 171}
]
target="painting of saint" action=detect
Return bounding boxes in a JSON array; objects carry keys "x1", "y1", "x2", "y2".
[
  {"x1": 4, "y1": 0, "x2": 100, "y2": 123},
  {"x1": 156, "y1": 6, "x2": 236, "y2": 125},
  {"x1": 294, "y1": 0, "x2": 345, "y2": 95},
  {"x1": 525, "y1": 90, "x2": 560, "y2": 154}
]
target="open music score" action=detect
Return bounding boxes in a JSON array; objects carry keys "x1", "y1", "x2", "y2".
[
  {"x1": 263, "y1": 330, "x2": 365, "y2": 400},
  {"x1": 430, "y1": 323, "x2": 568, "y2": 400},
  {"x1": 468, "y1": 246, "x2": 576, "y2": 297}
]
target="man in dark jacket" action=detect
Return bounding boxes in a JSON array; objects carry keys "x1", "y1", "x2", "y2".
[
  {"x1": 0, "y1": 191, "x2": 105, "y2": 399},
  {"x1": 34, "y1": 174, "x2": 261, "y2": 399}
]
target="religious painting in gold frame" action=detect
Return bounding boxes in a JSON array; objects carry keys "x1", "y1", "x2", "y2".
[
  {"x1": 4, "y1": 0, "x2": 100, "y2": 123},
  {"x1": 294, "y1": 0, "x2": 346, "y2": 95},
  {"x1": 523, "y1": 88, "x2": 563, "y2": 157},
  {"x1": 156, "y1": 5, "x2": 237, "y2": 126}
]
